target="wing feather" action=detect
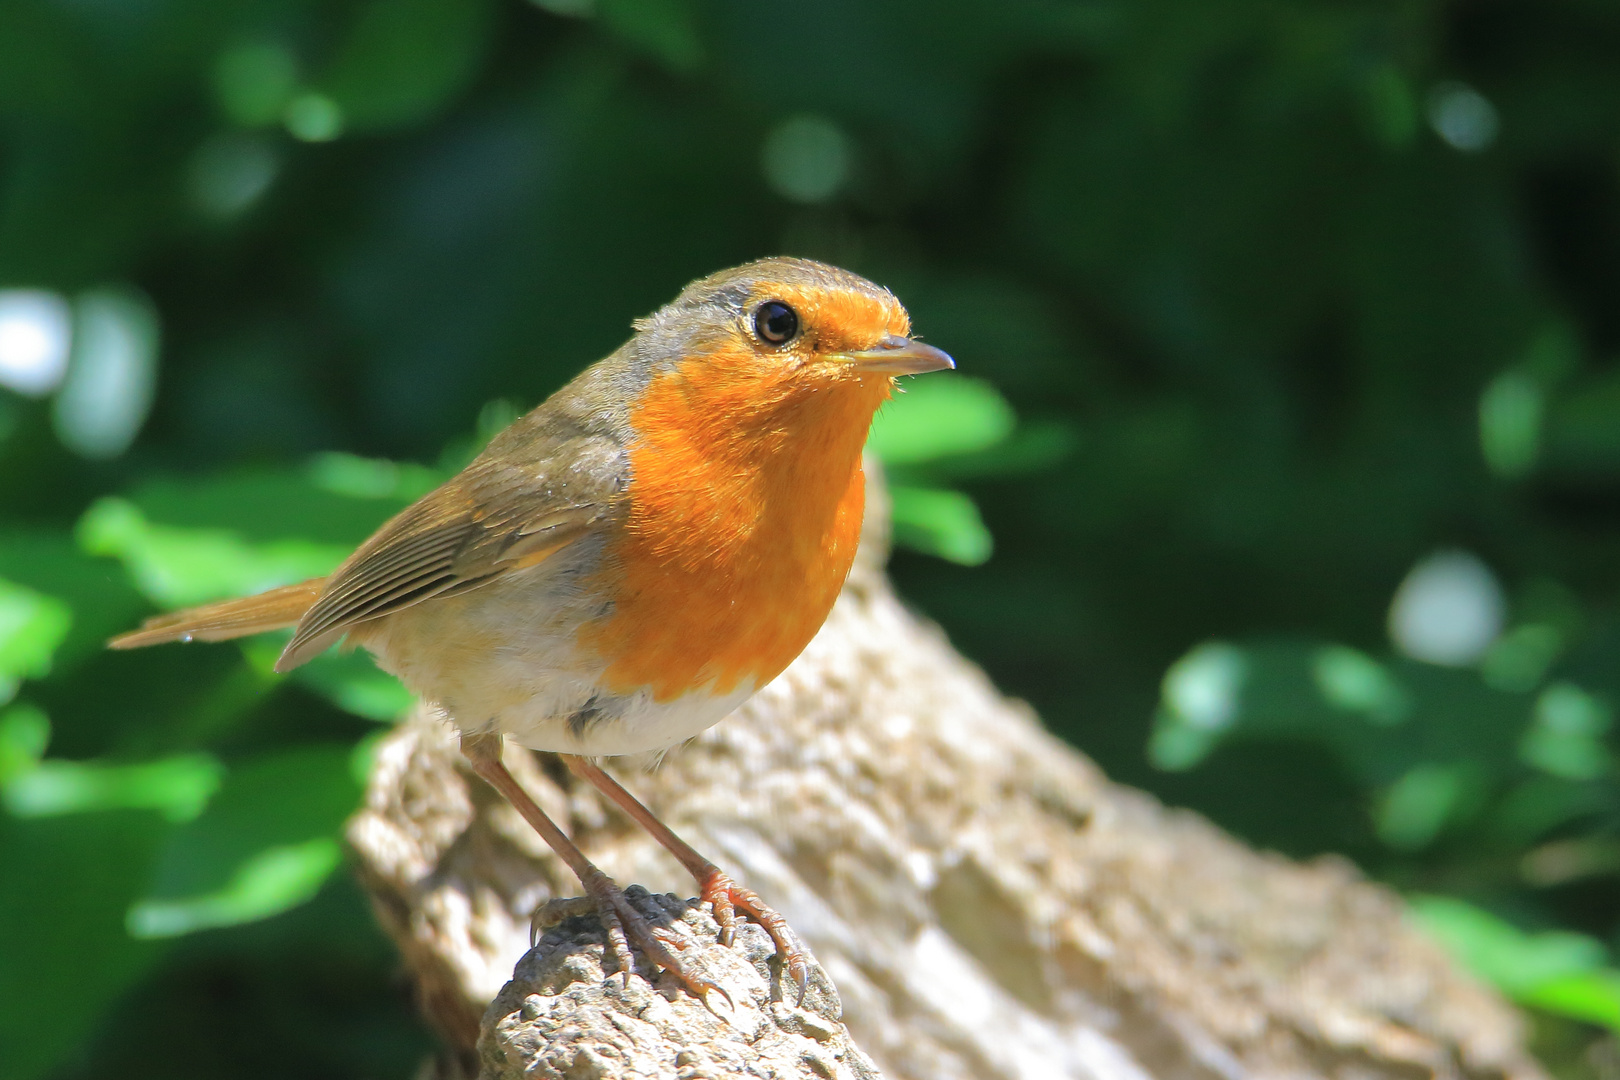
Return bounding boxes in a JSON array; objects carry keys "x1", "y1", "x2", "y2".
[{"x1": 274, "y1": 429, "x2": 623, "y2": 672}]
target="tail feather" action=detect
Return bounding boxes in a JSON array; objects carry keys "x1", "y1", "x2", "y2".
[{"x1": 109, "y1": 578, "x2": 327, "y2": 650}]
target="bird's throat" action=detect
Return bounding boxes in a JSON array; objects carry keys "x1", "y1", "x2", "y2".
[{"x1": 580, "y1": 357, "x2": 888, "y2": 702}]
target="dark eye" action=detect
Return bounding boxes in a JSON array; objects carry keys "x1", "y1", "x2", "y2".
[{"x1": 754, "y1": 300, "x2": 799, "y2": 345}]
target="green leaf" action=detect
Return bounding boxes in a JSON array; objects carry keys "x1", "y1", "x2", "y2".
[
  {"x1": 0, "y1": 577, "x2": 72, "y2": 699},
  {"x1": 911, "y1": 419, "x2": 1078, "y2": 480},
  {"x1": 1481, "y1": 623, "x2": 1562, "y2": 692},
  {"x1": 77, "y1": 497, "x2": 348, "y2": 609},
  {"x1": 1519, "y1": 683, "x2": 1613, "y2": 780},
  {"x1": 598, "y1": 0, "x2": 703, "y2": 73},
  {"x1": 126, "y1": 466, "x2": 411, "y2": 544},
  {"x1": 1311, "y1": 645, "x2": 1409, "y2": 725},
  {"x1": 889, "y1": 485, "x2": 993, "y2": 565},
  {"x1": 0, "y1": 705, "x2": 49, "y2": 784},
  {"x1": 1523, "y1": 969, "x2": 1620, "y2": 1031},
  {"x1": 127, "y1": 837, "x2": 342, "y2": 938},
  {"x1": 868, "y1": 377, "x2": 1017, "y2": 466},
  {"x1": 321, "y1": 0, "x2": 494, "y2": 132},
  {"x1": 0, "y1": 812, "x2": 169, "y2": 1080},
  {"x1": 1146, "y1": 718, "x2": 1221, "y2": 771},
  {"x1": 306, "y1": 451, "x2": 442, "y2": 501},
  {"x1": 1545, "y1": 369, "x2": 1620, "y2": 475},
  {"x1": 127, "y1": 745, "x2": 360, "y2": 937},
  {"x1": 3, "y1": 753, "x2": 224, "y2": 823},
  {"x1": 1411, "y1": 895, "x2": 1619, "y2": 1029},
  {"x1": 1479, "y1": 372, "x2": 1543, "y2": 479},
  {"x1": 1376, "y1": 765, "x2": 1467, "y2": 851},
  {"x1": 213, "y1": 41, "x2": 299, "y2": 127}
]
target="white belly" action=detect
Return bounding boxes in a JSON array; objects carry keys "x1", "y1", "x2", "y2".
[{"x1": 349, "y1": 542, "x2": 756, "y2": 756}]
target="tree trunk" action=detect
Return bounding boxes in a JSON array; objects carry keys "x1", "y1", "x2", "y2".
[{"x1": 347, "y1": 475, "x2": 1544, "y2": 1080}]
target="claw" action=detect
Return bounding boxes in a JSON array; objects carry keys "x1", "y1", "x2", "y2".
[
  {"x1": 530, "y1": 896, "x2": 597, "y2": 948},
  {"x1": 698, "y1": 869, "x2": 812, "y2": 1002},
  {"x1": 544, "y1": 876, "x2": 730, "y2": 1004}
]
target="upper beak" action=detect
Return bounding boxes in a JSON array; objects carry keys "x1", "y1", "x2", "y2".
[{"x1": 831, "y1": 334, "x2": 955, "y2": 376}]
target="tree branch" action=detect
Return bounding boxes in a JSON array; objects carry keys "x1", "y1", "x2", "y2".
[{"x1": 347, "y1": 475, "x2": 1545, "y2": 1080}]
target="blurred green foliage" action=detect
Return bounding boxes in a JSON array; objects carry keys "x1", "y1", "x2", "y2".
[{"x1": 4, "y1": 0, "x2": 1620, "y2": 1075}]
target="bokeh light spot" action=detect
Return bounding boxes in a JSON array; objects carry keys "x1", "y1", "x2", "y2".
[
  {"x1": 1479, "y1": 371, "x2": 1542, "y2": 478},
  {"x1": 0, "y1": 290, "x2": 73, "y2": 397},
  {"x1": 762, "y1": 114, "x2": 853, "y2": 204},
  {"x1": 1388, "y1": 550, "x2": 1505, "y2": 666},
  {"x1": 284, "y1": 93, "x2": 344, "y2": 142},
  {"x1": 52, "y1": 288, "x2": 161, "y2": 459},
  {"x1": 1427, "y1": 82, "x2": 1499, "y2": 152},
  {"x1": 187, "y1": 133, "x2": 280, "y2": 218},
  {"x1": 1162, "y1": 641, "x2": 1246, "y2": 732}
]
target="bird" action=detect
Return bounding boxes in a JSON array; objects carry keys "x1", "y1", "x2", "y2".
[{"x1": 109, "y1": 256, "x2": 953, "y2": 1002}]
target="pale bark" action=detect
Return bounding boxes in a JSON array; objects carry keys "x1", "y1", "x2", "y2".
[{"x1": 347, "y1": 477, "x2": 1544, "y2": 1080}]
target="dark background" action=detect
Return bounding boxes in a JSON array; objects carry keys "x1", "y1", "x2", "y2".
[{"x1": 3, "y1": 0, "x2": 1620, "y2": 1076}]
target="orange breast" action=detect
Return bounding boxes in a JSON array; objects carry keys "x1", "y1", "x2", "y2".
[{"x1": 579, "y1": 352, "x2": 888, "y2": 702}]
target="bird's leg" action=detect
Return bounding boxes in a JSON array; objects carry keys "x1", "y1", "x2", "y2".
[
  {"x1": 459, "y1": 733, "x2": 727, "y2": 1003},
  {"x1": 561, "y1": 753, "x2": 811, "y2": 1001}
]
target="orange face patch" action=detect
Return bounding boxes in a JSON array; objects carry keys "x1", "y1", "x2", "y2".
[{"x1": 578, "y1": 285, "x2": 906, "y2": 701}]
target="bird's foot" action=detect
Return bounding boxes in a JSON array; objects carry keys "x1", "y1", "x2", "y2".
[
  {"x1": 532, "y1": 877, "x2": 732, "y2": 1008},
  {"x1": 699, "y1": 868, "x2": 811, "y2": 1003}
]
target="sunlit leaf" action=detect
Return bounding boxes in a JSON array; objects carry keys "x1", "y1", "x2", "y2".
[
  {"x1": 0, "y1": 705, "x2": 49, "y2": 784},
  {"x1": 1412, "y1": 894, "x2": 1617, "y2": 1029},
  {"x1": 1523, "y1": 969, "x2": 1620, "y2": 1031},
  {"x1": 127, "y1": 745, "x2": 360, "y2": 936},
  {"x1": 1519, "y1": 682, "x2": 1613, "y2": 780},
  {"x1": 126, "y1": 467, "x2": 409, "y2": 545},
  {"x1": 0, "y1": 577, "x2": 71, "y2": 700},
  {"x1": 913, "y1": 419, "x2": 1078, "y2": 479},
  {"x1": 306, "y1": 451, "x2": 442, "y2": 501},
  {"x1": 868, "y1": 377, "x2": 1016, "y2": 466},
  {"x1": 78, "y1": 497, "x2": 348, "y2": 609},
  {"x1": 1311, "y1": 645, "x2": 1409, "y2": 725},
  {"x1": 128, "y1": 837, "x2": 342, "y2": 938},
  {"x1": 3, "y1": 753, "x2": 223, "y2": 822},
  {"x1": 889, "y1": 485, "x2": 993, "y2": 565}
]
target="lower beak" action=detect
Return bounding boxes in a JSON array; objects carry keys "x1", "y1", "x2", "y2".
[{"x1": 832, "y1": 334, "x2": 955, "y2": 376}]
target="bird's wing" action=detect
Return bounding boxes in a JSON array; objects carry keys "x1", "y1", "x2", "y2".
[{"x1": 275, "y1": 432, "x2": 624, "y2": 672}]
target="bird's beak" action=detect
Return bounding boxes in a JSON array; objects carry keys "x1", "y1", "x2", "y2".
[{"x1": 830, "y1": 334, "x2": 955, "y2": 376}]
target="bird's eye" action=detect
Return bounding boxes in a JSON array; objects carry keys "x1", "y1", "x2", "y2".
[{"x1": 753, "y1": 301, "x2": 799, "y2": 345}]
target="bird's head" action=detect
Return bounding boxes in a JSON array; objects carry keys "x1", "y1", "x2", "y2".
[{"x1": 628, "y1": 258, "x2": 953, "y2": 423}]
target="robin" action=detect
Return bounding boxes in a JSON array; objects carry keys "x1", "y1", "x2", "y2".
[{"x1": 110, "y1": 257, "x2": 953, "y2": 1002}]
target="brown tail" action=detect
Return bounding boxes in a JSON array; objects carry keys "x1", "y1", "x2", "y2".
[{"x1": 109, "y1": 577, "x2": 327, "y2": 650}]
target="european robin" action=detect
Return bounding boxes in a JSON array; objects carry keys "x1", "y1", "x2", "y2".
[{"x1": 110, "y1": 257, "x2": 953, "y2": 1001}]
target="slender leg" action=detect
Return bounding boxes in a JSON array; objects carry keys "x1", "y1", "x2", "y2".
[
  {"x1": 562, "y1": 753, "x2": 811, "y2": 1001},
  {"x1": 459, "y1": 733, "x2": 726, "y2": 1003}
]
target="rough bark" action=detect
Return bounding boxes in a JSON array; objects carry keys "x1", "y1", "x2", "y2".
[{"x1": 347, "y1": 479, "x2": 1546, "y2": 1080}]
